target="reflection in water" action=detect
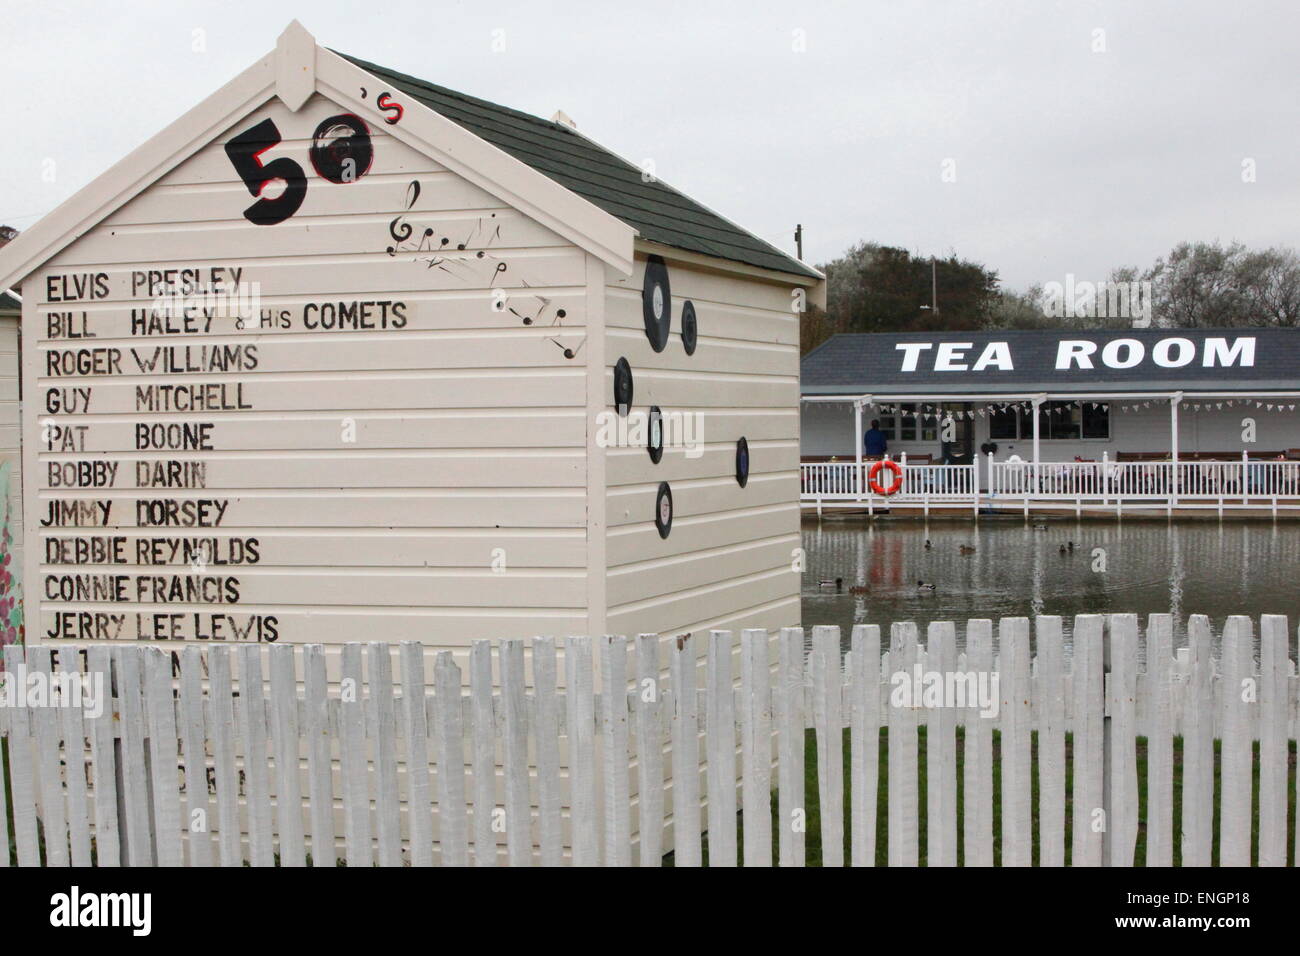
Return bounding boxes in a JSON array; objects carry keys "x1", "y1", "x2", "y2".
[{"x1": 801, "y1": 517, "x2": 1300, "y2": 659}]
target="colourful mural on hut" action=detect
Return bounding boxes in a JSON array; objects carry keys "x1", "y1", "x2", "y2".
[{"x1": 0, "y1": 463, "x2": 22, "y2": 649}]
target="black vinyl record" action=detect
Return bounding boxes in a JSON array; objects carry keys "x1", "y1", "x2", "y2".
[
  {"x1": 309, "y1": 114, "x2": 374, "y2": 184},
  {"x1": 654, "y1": 481, "x2": 673, "y2": 538},
  {"x1": 642, "y1": 255, "x2": 671, "y2": 353},
  {"x1": 647, "y1": 405, "x2": 664, "y2": 463},
  {"x1": 681, "y1": 300, "x2": 698, "y2": 355},
  {"x1": 614, "y1": 357, "x2": 633, "y2": 414},
  {"x1": 735, "y1": 436, "x2": 750, "y2": 487}
]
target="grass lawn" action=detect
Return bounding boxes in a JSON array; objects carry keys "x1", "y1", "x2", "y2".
[{"x1": 667, "y1": 728, "x2": 1297, "y2": 866}]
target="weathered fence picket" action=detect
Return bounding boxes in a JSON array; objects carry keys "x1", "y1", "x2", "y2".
[
  {"x1": 239, "y1": 644, "x2": 273, "y2": 867},
  {"x1": 501, "y1": 638, "x2": 531, "y2": 867},
  {"x1": 887, "y1": 622, "x2": 919, "y2": 866},
  {"x1": 634, "y1": 634, "x2": 663, "y2": 867},
  {"x1": 57, "y1": 649, "x2": 92, "y2": 867},
  {"x1": 114, "y1": 646, "x2": 151, "y2": 866},
  {"x1": 207, "y1": 645, "x2": 241, "y2": 867},
  {"x1": 601, "y1": 635, "x2": 631, "y2": 868},
  {"x1": 30, "y1": 647, "x2": 68, "y2": 867},
  {"x1": 565, "y1": 636, "x2": 597, "y2": 867},
  {"x1": 740, "y1": 628, "x2": 772, "y2": 868},
  {"x1": 1145, "y1": 614, "x2": 1173, "y2": 867},
  {"x1": 1, "y1": 614, "x2": 1295, "y2": 868},
  {"x1": 1071, "y1": 615, "x2": 1104, "y2": 867},
  {"x1": 433, "y1": 651, "x2": 468, "y2": 866},
  {"x1": 270, "y1": 643, "x2": 306, "y2": 868},
  {"x1": 144, "y1": 648, "x2": 183, "y2": 868},
  {"x1": 849, "y1": 624, "x2": 879, "y2": 867},
  {"x1": 1182, "y1": 614, "x2": 1214, "y2": 866},
  {"x1": 469, "y1": 640, "x2": 495, "y2": 867},
  {"x1": 86, "y1": 645, "x2": 120, "y2": 868},
  {"x1": 533, "y1": 637, "x2": 563, "y2": 867},
  {"x1": 0, "y1": 692, "x2": 11, "y2": 867},
  {"x1": 670, "y1": 633, "x2": 701, "y2": 867},
  {"x1": 399, "y1": 642, "x2": 433, "y2": 868},
  {"x1": 1258, "y1": 615, "x2": 1288, "y2": 867},
  {"x1": 368, "y1": 643, "x2": 401, "y2": 868},
  {"x1": 1108, "y1": 613, "x2": 1139, "y2": 867},
  {"x1": 812, "y1": 624, "x2": 843, "y2": 867},
  {"x1": 1036, "y1": 616, "x2": 1066, "y2": 868},
  {"x1": 4, "y1": 644, "x2": 40, "y2": 866},
  {"x1": 963, "y1": 619, "x2": 993, "y2": 867},
  {"x1": 303, "y1": 644, "x2": 334, "y2": 867},
  {"x1": 1000, "y1": 618, "x2": 1032, "y2": 867},
  {"x1": 339, "y1": 643, "x2": 371, "y2": 868},
  {"x1": 926, "y1": 620, "x2": 957, "y2": 868},
  {"x1": 1219, "y1": 616, "x2": 1253, "y2": 867},
  {"x1": 776, "y1": 626, "x2": 805, "y2": 867},
  {"x1": 179, "y1": 645, "x2": 212, "y2": 868},
  {"x1": 706, "y1": 630, "x2": 737, "y2": 867}
]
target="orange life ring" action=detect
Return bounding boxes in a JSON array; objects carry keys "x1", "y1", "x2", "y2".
[{"x1": 868, "y1": 458, "x2": 904, "y2": 496}]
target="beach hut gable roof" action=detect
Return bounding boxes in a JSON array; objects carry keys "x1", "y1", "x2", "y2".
[
  {"x1": 336, "y1": 52, "x2": 821, "y2": 281},
  {"x1": 0, "y1": 21, "x2": 639, "y2": 288},
  {"x1": 0, "y1": 20, "x2": 819, "y2": 291}
]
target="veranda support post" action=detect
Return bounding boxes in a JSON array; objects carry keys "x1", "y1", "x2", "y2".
[{"x1": 854, "y1": 399, "x2": 864, "y2": 497}]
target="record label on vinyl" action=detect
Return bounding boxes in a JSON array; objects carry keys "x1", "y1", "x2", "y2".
[
  {"x1": 681, "y1": 300, "x2": 698, "y2": 355},
  {"x1": 648, "y1": 405, "x2": 664, "y2": 463},
  {"x1": 614, "y1": 357, "x2": 633, "y2": 414},
  {"x1": 654, "y1": 481, "x2": 673, "y2": 538},
  {"x1": 642, "y1": 255, "x2": 672, "y2": 353},
  {"x1": 309, "y1": 114, "x2": 374, "y2": 184}
]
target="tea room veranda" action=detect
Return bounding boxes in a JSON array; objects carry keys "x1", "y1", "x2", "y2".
[{"x1": 799, "y1": 328, "x2": 1300, "y2": 516}]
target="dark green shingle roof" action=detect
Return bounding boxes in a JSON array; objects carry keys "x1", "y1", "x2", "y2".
[
  {"x1": 0, "y1": 290, "x2": 19, "y2": 313},
  {"x1": 340, "y1": 52, "x2": 819, "y2": 279}
]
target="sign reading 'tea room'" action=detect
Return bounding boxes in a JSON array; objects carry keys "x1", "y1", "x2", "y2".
[{"x1": 894, "y1": 335, "x2": 1256, "y2": 373}]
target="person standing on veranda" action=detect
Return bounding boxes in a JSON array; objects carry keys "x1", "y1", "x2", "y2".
[{"x1": 864, "y1": 419, "x2": 888, "y2": 458}]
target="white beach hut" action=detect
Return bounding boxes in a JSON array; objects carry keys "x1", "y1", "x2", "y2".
[{"x1": 0, "y1": 22, "x2": 822, "y2": 860}]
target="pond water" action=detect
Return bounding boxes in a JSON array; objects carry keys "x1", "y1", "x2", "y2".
[{"x1": 801, "y1": 516, "x2": 1300, "y2": 656}]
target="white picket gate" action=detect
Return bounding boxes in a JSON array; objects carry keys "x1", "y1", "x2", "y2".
[{"x1": 0, "y1": 613, "x2": 1296, "y2": 867}]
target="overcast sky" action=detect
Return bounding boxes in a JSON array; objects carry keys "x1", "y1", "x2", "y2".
[{"x1": 3, "y1": 0, "x2": 1298, "y2": 290}]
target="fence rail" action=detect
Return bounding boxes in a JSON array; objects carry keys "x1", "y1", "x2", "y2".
[
  {"x1": 989, "y1": 456, "x2": 1300, "y2": 502},
  {"x1": 800, "y1": 458, "x2": 978, "y2": 513},
  {"x1": 801, "y1": 456, "x2": 1300, "y2": 515},
  {"x1": 0, "y1": 613, "x2": 1296, "y2": 866}
]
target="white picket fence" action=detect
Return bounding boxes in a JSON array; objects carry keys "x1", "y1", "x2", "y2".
[{"x1": 0, "y1": 613, "x2": 1296, "y2": 867}]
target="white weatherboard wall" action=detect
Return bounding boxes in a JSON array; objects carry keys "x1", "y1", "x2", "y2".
[
  {"x1": 27, "y1": 92, "x2": 592, "y2": 649},
  {"x1": 605, "y1": 257, "x2": 801, "y2": 639}
]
